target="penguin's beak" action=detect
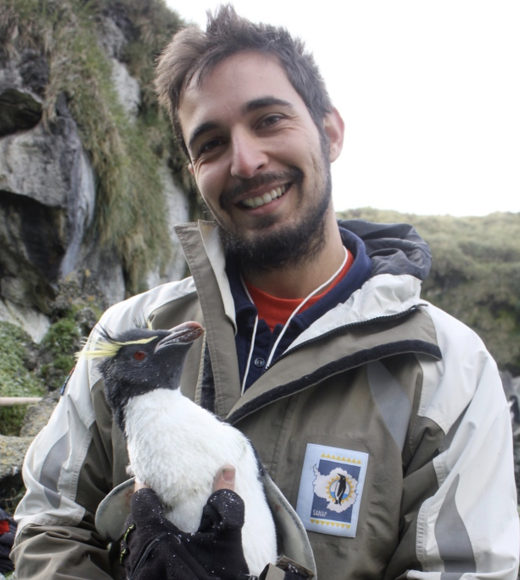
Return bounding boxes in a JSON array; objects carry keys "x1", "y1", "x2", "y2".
[{"x1": 155, "y1": 321, "x2": 204, "y2": 352}]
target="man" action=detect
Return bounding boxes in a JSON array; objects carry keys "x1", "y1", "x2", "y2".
[{"x1": 11, "y1": 5, "x2": 519, "y2": 580}]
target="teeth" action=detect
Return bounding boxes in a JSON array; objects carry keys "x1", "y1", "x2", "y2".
[{"x1": 242, "y1": 186, "x2": 286, "y2": 208}]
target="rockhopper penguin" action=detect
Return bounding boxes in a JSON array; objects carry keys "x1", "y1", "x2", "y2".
[{"x1": 82, "y1": 321, "x2": 277, "y2": 576}]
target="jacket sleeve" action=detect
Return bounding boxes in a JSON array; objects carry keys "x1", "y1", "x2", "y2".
[
  {"x1": 387, "y1": 306, "x2": 519, "y2": 580},
  {"x1": 11, "y1": 346, "x2": 126, "y2": 579}
]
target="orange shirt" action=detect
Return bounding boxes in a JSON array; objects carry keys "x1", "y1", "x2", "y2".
[{"x1": 244, "y1": 249, "x2": 354, "y2": 331}]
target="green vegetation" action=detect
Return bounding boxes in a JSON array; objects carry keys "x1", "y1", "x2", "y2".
[
  {"x1": 0, "y1": 0, "x2": 197, "y2": 296},
  {"x1": 38, "y1": 275, "x2": 102, "y2": 391},
  {"x1": 339, "y1": 208, "x2": 520, "y2": 374},
  {"x1": 0, "y1": 322, "x2": 45, "y2": 436},
  {"x1": 39, "y1": 316, "x2": 81, "y2": 391},
  {"x1": 0, "y1": 283, "x2": 99, "y2": 434}
]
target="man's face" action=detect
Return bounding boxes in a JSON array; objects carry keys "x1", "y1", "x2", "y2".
[{"x1": 178, "y1": 51, "x2": 343, "y2": 271}]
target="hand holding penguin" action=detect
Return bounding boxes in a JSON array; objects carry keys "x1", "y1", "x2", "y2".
[
  {"x1": 121, "y1": 466, "x2": 251, "y2": 580},
  {"x1": 122, "y1": 466, "x2": 313, "y2": 580}
]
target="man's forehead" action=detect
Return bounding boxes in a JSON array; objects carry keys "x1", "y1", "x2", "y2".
[
  {"x1": 185, "y1": 50, "x2": 285, "y2": 93},
  {"x1": 178, "y1": 51, "x2": 302, "y2": 130}
]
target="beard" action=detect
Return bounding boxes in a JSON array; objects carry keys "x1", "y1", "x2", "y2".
[{"x1": 216, "y1": 153, "x2": 333, "y2": 274}]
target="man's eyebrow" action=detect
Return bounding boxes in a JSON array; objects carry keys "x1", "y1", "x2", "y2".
[{"x1": 243, "y1": 96, "x2": 294, "y2": 114}]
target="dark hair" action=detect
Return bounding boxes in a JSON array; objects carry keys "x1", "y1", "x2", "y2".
[{"x1": 155, "y1": 4, "x2": 333, "y2": 158}]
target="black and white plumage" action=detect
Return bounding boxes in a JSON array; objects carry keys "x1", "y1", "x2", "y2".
[{"x1": 83, "y1": 321, "x2": 277, "y2": 576}]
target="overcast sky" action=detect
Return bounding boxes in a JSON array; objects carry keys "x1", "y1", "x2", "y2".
[{"x1": 164, "y1": 1, "x2": 520, "y2": 217}]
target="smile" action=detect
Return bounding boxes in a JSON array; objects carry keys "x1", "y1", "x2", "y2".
[{"x1": 240, "y1": 184, "x2": 288, "y2": 209}]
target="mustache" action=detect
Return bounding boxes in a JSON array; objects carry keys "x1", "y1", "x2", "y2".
[{"x1": 220, "y1": 168, "x2": 303, "y2": 208}]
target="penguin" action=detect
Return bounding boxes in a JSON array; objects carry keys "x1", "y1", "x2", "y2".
[
  {"x1": 81, "y1": 321, "x2": 277, "y2": 577},
  {"x1": 332, "y1": 475, "x2": 347, "y2": 505}
]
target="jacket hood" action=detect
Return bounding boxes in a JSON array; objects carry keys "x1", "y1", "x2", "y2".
[{"x1": 338, "y1": 219, "x2": 432, "y2": 281}]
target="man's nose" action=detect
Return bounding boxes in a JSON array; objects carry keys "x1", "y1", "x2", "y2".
[{"x1": 229, "y1": 130, "x2": 267, "y2": 179}]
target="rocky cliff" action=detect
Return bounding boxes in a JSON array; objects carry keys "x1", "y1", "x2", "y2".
[
  {"x1": 0, "y1": 0, "x2": 196, "y2": 343},
  {"x1": 0, "y1": 0, "x2": 200, "y2": 517}
]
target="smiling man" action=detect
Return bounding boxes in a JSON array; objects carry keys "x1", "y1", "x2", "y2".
[
  {"x1": 11, "y1": 5, "x2": 519, "y2": 580},
  {"x1": 178, "y1": 50, "x2": 345, "y2": 293}
]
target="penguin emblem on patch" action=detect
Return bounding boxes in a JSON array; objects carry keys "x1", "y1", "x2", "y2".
[
  {"x1": 296, "y1": 443, "x2": 369, "y2": 538},
  {"x1": 313, "y1": 469, "x2": 357, "y2": 510}
]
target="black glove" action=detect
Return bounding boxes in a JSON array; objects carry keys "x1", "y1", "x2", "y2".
[{"x1": 121, "y1": 487, "x2": 250, "y2": 580}]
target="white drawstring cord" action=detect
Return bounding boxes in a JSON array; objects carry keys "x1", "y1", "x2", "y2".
[
  {"x1": 240, "y1": 285, "x2": 258, "y2": 395},
  {"x1": 240, "y1": 247, "x2": 348, "y2": 392}
]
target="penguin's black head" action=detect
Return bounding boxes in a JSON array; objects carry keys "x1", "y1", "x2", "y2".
[{"x1": 80, "y1": 321, "x2": 204, "y2": 430}]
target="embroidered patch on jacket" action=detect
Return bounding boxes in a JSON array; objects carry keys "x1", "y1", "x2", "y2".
[{"x1": 296, "y1": 443, "x2": 369, "y2": 537}]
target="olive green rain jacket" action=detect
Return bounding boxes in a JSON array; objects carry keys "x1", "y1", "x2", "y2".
[{"x1": 12, "y1": 220, "x2": 519, "y2": 580}]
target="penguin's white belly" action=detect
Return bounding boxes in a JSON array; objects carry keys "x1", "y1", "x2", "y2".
[{"x1": 124, "y1": 388, "x2": 277, "y2": 576}]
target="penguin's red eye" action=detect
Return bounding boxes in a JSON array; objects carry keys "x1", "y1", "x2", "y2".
[{"x1": 133, "y1": 351, "x2": 146, "y2": 361}]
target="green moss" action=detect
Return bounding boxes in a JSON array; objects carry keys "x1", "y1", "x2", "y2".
[
  {"x1": 0, "y1": 323, "x2": 43, "y2": 398},
  {"x1": 0, "y1": 296, "x2": 92, "y2": 407},
  {"x1": 0, "y1": 406, "x2": 30, "y2": 436},
  {"x1": 41, "y1": 318, "x2": 79, "y2": 354},
  {"x1": 0, "y1": 322, "x2": 45, "y2": 436},
  {"x1": 38, "y1": 312, "x2": 83, "y2": 391}
]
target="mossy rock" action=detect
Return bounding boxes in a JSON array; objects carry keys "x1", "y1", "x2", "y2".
[
  {"x1": 0, "y1": 311, "x2": 83, "y2": 434},
  {"x1": 1, "y1": 0, "x2": 196, "y2": 296},
  {"x1": 0, "y1": 322, "x2": 43, "y2": 398},
  {"x1": 37, "y1": 317, "x2": 80, "y2": 391},
  {"x1": 0, "y1": 322, "x2": 45, "y2": 436}
]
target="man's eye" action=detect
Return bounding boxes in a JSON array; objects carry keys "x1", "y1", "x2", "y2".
[
  {"x1": 198, "y1": 138, "x2": 224, "y2": 156},
  {"x1": 260, "y1": 114, "x2": 283, "y2": 128}
]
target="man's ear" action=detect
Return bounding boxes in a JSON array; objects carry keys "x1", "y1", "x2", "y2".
[{"x1": 323, "y1": 107, "x2": 345, "y2": 162}]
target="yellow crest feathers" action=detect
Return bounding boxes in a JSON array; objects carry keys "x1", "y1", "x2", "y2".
[{"x1": 76, "y1": 335, "x2": 157, "y2": 361}]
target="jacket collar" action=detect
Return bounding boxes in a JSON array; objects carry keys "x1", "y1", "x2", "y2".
[
  {"x1": 173, "y1": 220, "x2": 440, "y2": 422},
  {"x1": 175, "y1": 220, "x2": 430, "y2": 338}
]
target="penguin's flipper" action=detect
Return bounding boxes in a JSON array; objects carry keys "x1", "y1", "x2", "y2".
[
  {"x1": 262, "y1": 472, "x2": 317, "y2": 578},
  {"x1": 95, "y1": 477, "x2": 135, "y2": 540}
]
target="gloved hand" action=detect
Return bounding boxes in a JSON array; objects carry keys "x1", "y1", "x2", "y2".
[{"x1": 121, "y1": 487, "x2": 250, "y2": 580}]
